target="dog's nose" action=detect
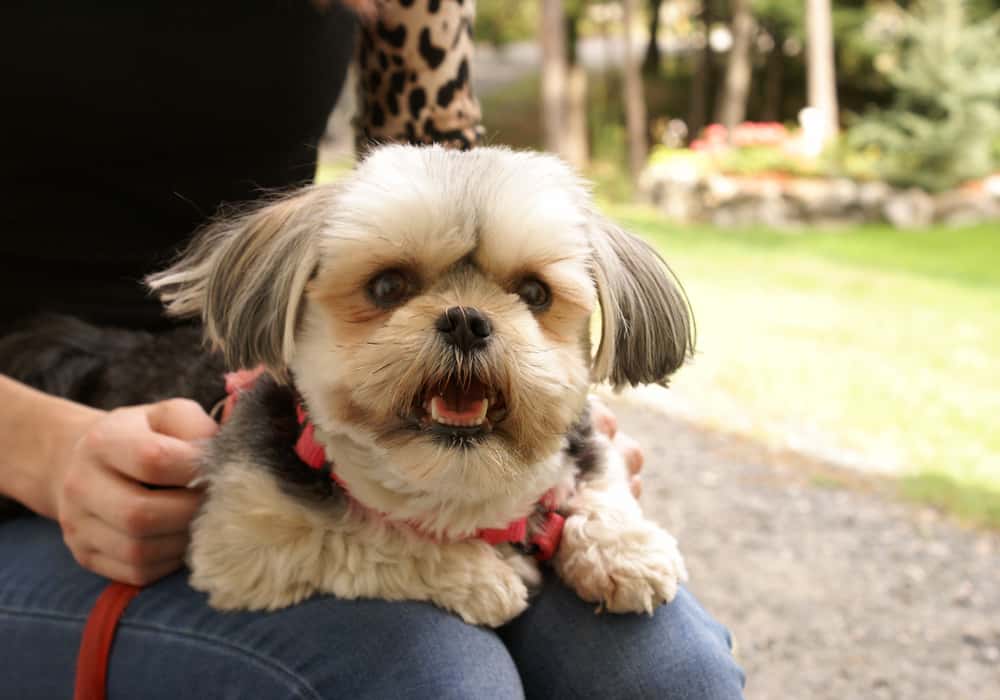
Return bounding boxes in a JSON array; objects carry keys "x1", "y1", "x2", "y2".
[{"x1": 436, "y1": 306, "x2": 492, "y2": 351}]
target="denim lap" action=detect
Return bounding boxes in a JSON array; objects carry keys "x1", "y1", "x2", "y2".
[{"x1": 0, "y1": 517, "x2": 743, "y2": 699}]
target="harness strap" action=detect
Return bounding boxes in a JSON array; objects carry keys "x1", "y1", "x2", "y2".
[
  {"x1": 292, "y1": 401, "x2": 564, "y2": 556},
  {"x1": 73, "y1": 582, "x2": 142, "y2": 700}
]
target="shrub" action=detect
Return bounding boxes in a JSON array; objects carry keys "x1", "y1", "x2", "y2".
[{"x1": 845, "y1": 0, "x2": 1000, "y2": 192}]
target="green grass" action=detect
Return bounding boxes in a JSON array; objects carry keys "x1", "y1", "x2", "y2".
[{"x1": 615, "y1": 207, "x2": 1000, "y2": 527}]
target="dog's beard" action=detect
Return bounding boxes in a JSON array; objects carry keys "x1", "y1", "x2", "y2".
[{"x1": 349, "y1": 339, "x2": 586, "y2": 498}]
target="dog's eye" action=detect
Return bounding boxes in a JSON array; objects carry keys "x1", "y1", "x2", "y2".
[
  {"x1": 516, "y1": 277, "x2": 551, "y2": 311},
  {"x1": 367, "y1": 269, "x2": 412, "y2": 308}
]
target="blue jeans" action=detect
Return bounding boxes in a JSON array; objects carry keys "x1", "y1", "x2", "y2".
[{"x1": 0, "y1": 517, "x2": 744, "y2": 699}]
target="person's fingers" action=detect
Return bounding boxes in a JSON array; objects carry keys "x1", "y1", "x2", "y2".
[
  {"x1": 76, "y1": 514, "x2": 191, "y2": 569},
  {"x1": 630, "y1": 474, "x2": 642, "y2": 500},
  {"x1": 614, "y1": 431, "x2": 644, "y2": 476},
  {"x1": 94, "y1": 466, "x2": 204, "y2": 538},
  {"x1": 146, "y1": 398, "x2": 219, "y2": 442},
  {"x1": 589, "y1": 396, "x2": 618, "y2": 438},
  {"x1": 76, "y1": 550, "x2": 185, "y2": 587},
  {"x1": 83, "y1": 408, "x2": 203, "y2": 487}
]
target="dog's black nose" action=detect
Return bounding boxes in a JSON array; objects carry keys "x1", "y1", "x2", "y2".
[{"x1": 436, "y1": 306, "x2": 492, "y2": 351}]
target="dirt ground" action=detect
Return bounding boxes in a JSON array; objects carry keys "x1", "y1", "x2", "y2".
[{"x1": 609, "y1": 397, "x2": 1000, "y2": 700}]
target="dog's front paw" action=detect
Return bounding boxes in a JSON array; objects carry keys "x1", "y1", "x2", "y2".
[
  {"x1": 189, "y1": 545, "x2": 319, "y2": 611},
  {"x1": 432, "y1": 551, "x2": 532, "y2": 627},
  {"x1": 555, "y1": 513, "x2": 688, "y2": 614}
]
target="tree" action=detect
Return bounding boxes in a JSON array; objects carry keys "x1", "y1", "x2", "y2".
[
  {"x1": 563, "y1": 4, "x2": 590, "y2": 168},
  {"x1": 540, "y1": 0, "x2": 569, "y2": 158},
  {"x1": 716, "y1": 0, "x2": 755, "y2": 135},
  {"x1": 805, "y1": 0, "x2": 839, "y2": 143},
  {"x1": 539, "y1": 0, "x2": 588, "y2": 168},
  {"x1": 621, "y1": 0, "x2": 649, "y2": 181},
  {"x1": 476, "y1": 0, "x2": 538, "y2": 46},
  {"x1": 752, "y1": 0, "x2": 803, "y2": 122},
  {"x1": 687, "y1": 1, "x2": 716, "y2": 143},
  {"x1": 643, "y1": 0, "x2": 665, "y2": 75},
  {"x1": 847, "y1": 0, "x2": 1000, "y2": 191}
]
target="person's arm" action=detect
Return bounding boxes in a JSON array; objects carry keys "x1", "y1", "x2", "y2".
[
  {"x1": 1, "y1": 375, "x2": 101, "y2": 518},
  {"x1": 354, "y1": 0, "x2": 483, "y2": 151},
  {"x1": 0, "y1": 375, "x2": 218, "y2": 584}
]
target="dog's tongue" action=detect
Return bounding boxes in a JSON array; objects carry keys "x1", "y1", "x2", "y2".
[{"x1": 430, "y1": 378, "x2": 489, "y2": 425}]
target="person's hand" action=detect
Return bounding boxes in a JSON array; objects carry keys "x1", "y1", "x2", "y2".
[
  {"x1": 589, "y1": 396, "x2": 644, "y2": 499},
  {"x1": 52, "y1": 399, "x2": 218, "y2": 585}
]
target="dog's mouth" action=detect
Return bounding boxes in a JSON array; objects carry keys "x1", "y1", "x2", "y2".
[{"x1": 408, "y1": 377, "x2": 508, "y2": 441}]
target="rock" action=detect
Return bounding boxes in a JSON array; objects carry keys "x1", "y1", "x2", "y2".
[
  {"x1": 785, "y1": 177, "x2": 858, "y2": 220},
  {"x1": 884, "y1": 188, "x2": 935, "y2": 228},
  {"x1": 933, "y1": 189, "x2": 1000, "y2": 226},
  {"x1": 856, "y1": 181, "x2": 892, "y2": 217},
  {"x1": 704, "y1": 173, "x2": 742, "y2": 204},
  {"x1": 660, "y1": 181, "x2": 703, "y2": 222},
  {"x1": 638, "y1": 165, "x2": 999, "y2": 229}
]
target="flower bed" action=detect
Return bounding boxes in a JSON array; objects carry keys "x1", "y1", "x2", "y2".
[{"x1": 641, "y1": 123, "x2": 1000, "y2": 229}]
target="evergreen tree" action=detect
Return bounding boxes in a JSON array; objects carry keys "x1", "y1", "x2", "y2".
[{"x1": 847, "y1": 0, "x2": 1000, "y2": 192}]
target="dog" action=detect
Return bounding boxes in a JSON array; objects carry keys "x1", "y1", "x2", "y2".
[
  {"x1": 146, "y1": 144, "x2": 693, "y2": 626},
  {"x1": 6, "y1": 145, "x2": 693, "y2": 626}
]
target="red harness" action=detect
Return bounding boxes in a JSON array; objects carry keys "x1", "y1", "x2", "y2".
[
  {"x1": 292, "y1": 401, "x2": 564, "y2": 560},
  {"x1": 226, "y1": 366, "x2": 563, "y2": 558}
]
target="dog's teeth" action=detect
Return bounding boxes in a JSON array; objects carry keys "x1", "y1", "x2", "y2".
[{"x1": 428, "y1": 396, "x2": 488, "y2": 428}]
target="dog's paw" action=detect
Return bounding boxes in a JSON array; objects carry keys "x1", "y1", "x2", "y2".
[
  {"x1": 190, "y1": 562, "x2": 318, "y2": 612},
  {"x1": 555, "y1": 513, "x2": 688, "y2": 615},
  {"x1": 432, "y1": 552, "x2": 532, "y2": 627}
]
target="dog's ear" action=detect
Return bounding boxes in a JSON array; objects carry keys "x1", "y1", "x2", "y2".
[
  {"x1": 147, "y1": 186, "x2": 335, "y2": 380},
  {"x1": 588, "y1": 210, "x2": 695, "y2": 388}
]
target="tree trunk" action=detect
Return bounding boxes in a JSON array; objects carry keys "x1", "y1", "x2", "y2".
[
  {"x1": 805, "y1": 0, "x2": 839, "y2": 142},
  {"x1": 621, "y1": 0, "x2": 648, "y2": 183},
  {"x1": 687, "y1": 2, "x2": 713, "y2": 143},
  {"x1": 762, "y1": 33, "x2": 784, "y2": 122},
  {"x1": 540, "y1": 0, "x2": 568, "y2": 157},
  {"x1": 643, "y1": 0, "x2": 664, "y2": 75},
  {"x1": 564, "y1": 65, "x2": 589, "y2": 169},
  {"x1": 716, "y1": 0, "x2": 754, "y2": 137},
  {"x1": 563, "y1": 9, "x2": 588, "y2": 169}
]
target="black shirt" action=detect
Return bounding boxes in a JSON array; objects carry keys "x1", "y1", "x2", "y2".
[{"x1": 1, "y1": 1, "x2": 358, "y2": 330}]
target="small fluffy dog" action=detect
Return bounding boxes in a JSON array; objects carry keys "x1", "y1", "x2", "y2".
[
  {"x1": 17, "y1": 145, "x2": 693, "y2": 626},
  {"x1": 146, "y1": 145, "x2": 693, "y2": 626}
]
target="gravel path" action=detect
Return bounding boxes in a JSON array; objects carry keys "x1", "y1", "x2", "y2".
[{"x1": 608, "y1": 397, "x2": 1000, "y2": 700}]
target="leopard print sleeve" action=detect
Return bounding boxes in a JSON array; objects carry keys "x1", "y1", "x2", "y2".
[{"x1": 355, "y1": 0, "x2": 484, "y2": 151}]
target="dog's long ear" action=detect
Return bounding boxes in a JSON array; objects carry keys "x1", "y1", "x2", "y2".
[
  {"x1": 147, "y1": 186, "x2": 335, "y2": 380},
  {"x1": 588, "y1": 210, "x2": 695, "y2": 388}
]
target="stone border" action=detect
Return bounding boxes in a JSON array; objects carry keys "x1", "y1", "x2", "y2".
[{"x1": 640, "y1": 168, "x2": 1000, "y2": 229}]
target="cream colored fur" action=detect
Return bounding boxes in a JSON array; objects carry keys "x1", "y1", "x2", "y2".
[
  {"x1": 153, "y1": 145, "x2": 692, "y2": 626},
  {"x1": 554, "y1": 436, "x2": 688, "y2": 613},
  {"x1": 191, "y1": 460, "x2": 538, "y2": 626}
]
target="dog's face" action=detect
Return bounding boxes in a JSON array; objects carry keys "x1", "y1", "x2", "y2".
[{"x1": 150, "y1": 146, "x2": 693, "y2": 500}]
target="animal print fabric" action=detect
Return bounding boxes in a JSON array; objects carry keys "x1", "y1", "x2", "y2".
[{"x1": 355, "y1": 0, "x2": 483, "y2": 151}]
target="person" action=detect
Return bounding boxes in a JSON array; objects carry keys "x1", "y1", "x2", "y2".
[{"x1": 0, "y1": 1, "x2": 745, "y2": 697}]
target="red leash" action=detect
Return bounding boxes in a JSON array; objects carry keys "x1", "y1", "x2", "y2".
[
  {"x1": 73, "y1": 582, "x2": 142, "y2": 700},
  {"x1": 73, "y1": 369, "x2": 266, "y2": 700}
]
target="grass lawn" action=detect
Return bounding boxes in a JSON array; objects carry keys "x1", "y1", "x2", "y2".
[{"x1": 612, "y1": 208, "x2": 1000, "y2": 527}]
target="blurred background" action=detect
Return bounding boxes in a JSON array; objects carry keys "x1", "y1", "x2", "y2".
[{"x1": 321, "y1": 2, "x2": 1000, "y2": 696}]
